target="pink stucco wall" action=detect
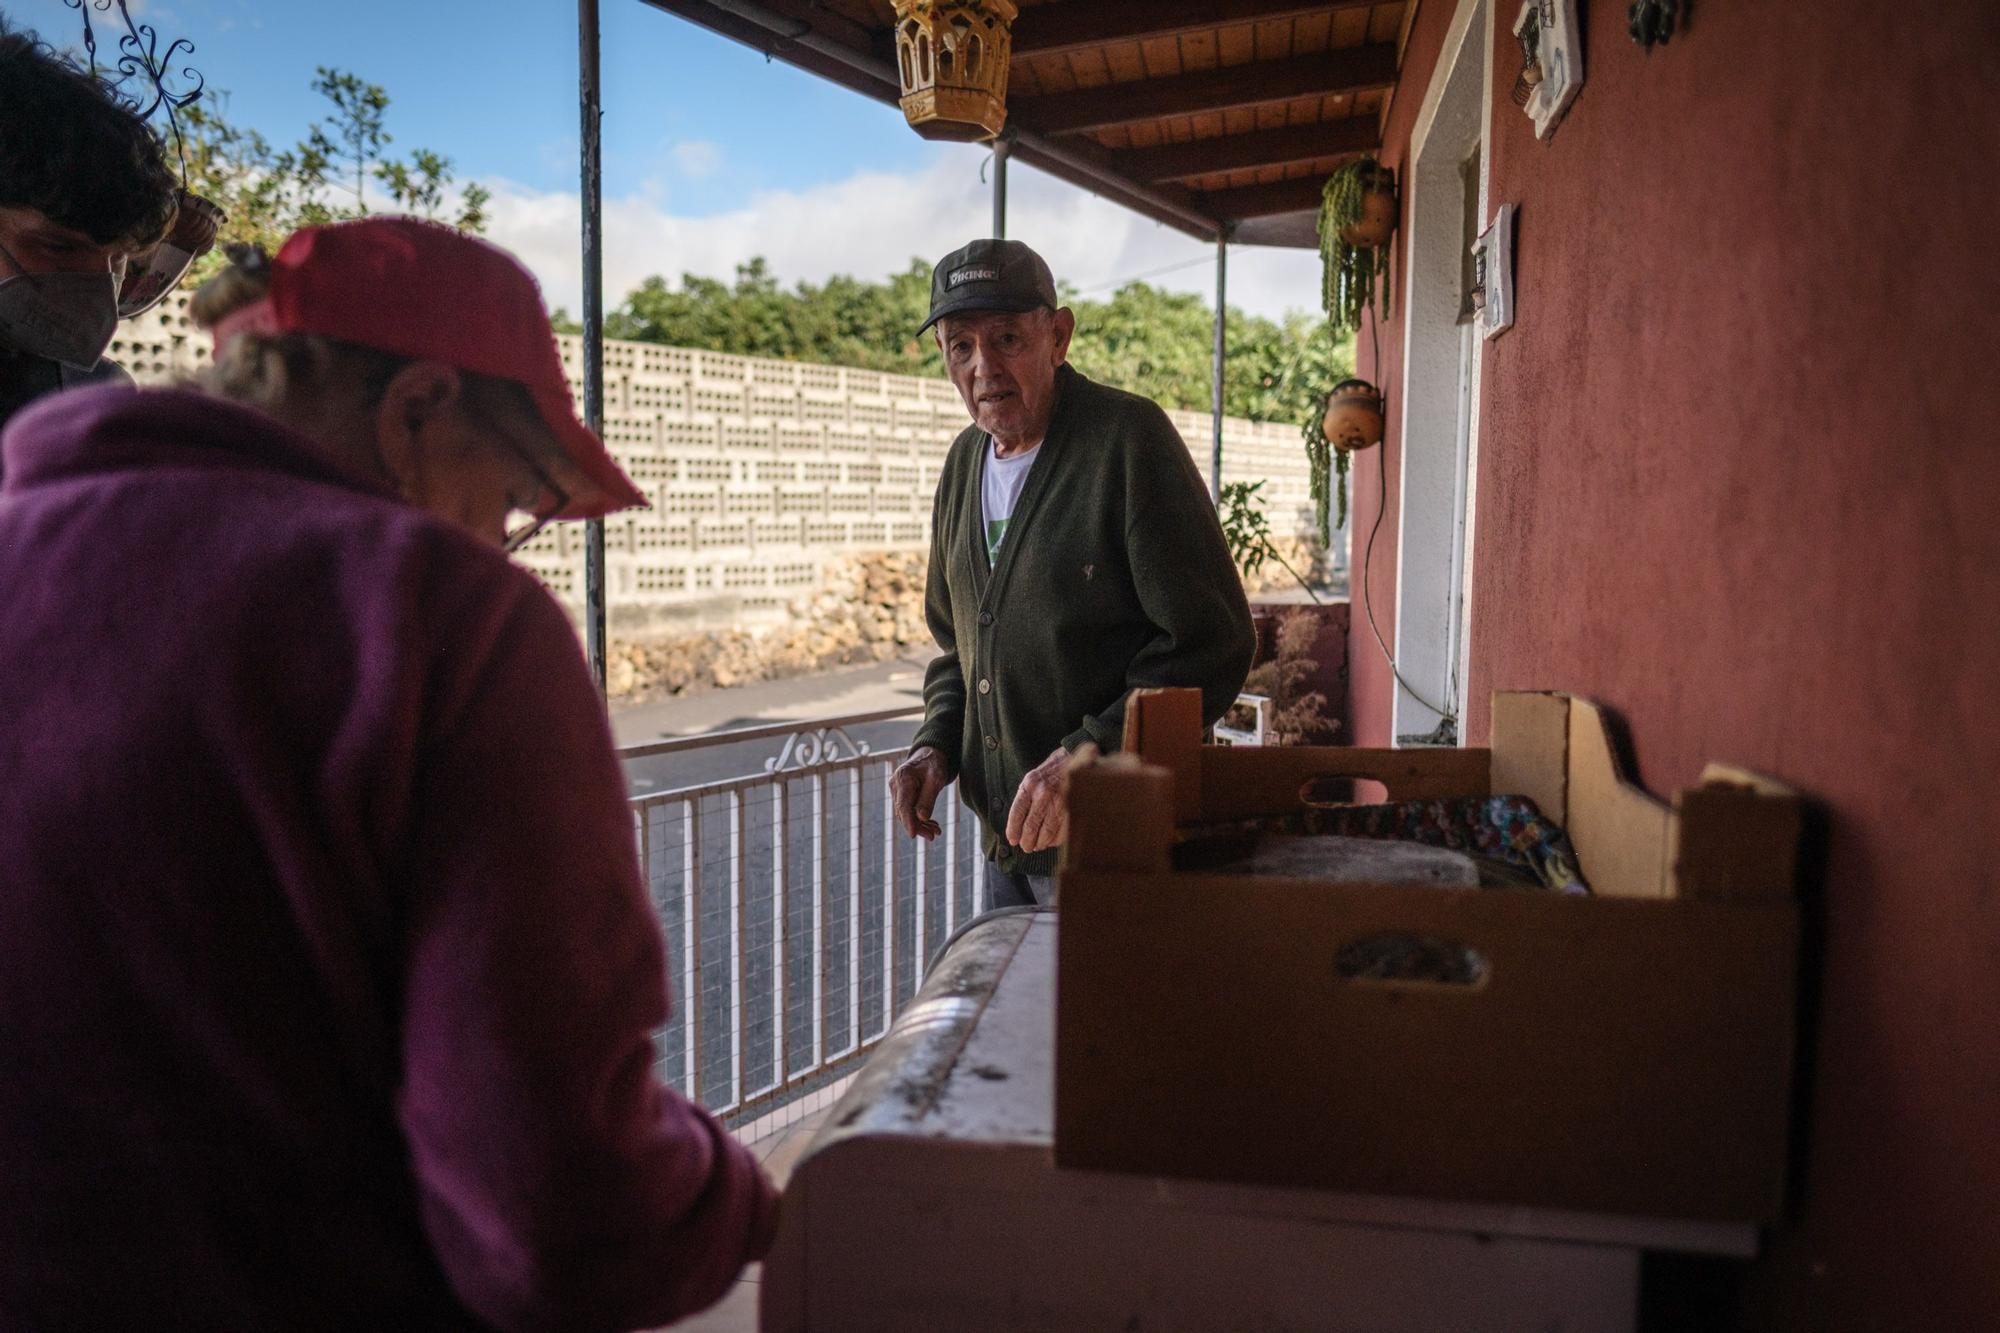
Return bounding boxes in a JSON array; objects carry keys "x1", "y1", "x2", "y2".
[{"x1": 1353, "y1": 1, "x2": 2000, "y2": 1325}]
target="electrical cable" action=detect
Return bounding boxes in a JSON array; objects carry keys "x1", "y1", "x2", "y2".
[
  {"x1": 1072, "y1": 253, "x2": 1215, "y2": 295},
  {"x1": 1357, "y1": 306, "x2": 1457, "y2": 724}
]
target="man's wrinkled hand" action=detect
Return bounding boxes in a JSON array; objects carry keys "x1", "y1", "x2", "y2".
[
  {"x1": 890, "y1": 745, "x2": 951, "y2": 841},
  {"x1": 1005, "y1": 746, "x2": 1074, "y2": 854}
]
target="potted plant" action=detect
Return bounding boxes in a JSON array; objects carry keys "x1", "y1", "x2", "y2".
[
  {"x1": 1249, "y1": 320, "x2": 1360, "y2": 547},
  {"x1": 1300, "y1": 403, "x2": 1351, "y2": 550},
  {"x1": 1309, "y1": 158, "x2": 1397, "y2": 545},
  {"x1": 1318, "y1": 156, "x2": 1397, "y2": 340}
]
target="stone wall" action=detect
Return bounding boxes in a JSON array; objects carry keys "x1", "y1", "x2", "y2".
[{"x1": 605, "y1": 551, "x2": 930, "y2": 702}]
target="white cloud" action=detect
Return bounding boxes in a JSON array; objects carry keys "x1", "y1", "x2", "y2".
[
  {"x1": 668, "y1": 140, "x2": 724, "y2": 179},
  {"x1": 476, "y1": 151, "x2": 1323, "y2": 325}
]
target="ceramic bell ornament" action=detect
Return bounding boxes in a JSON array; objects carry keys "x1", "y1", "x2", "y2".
[{"x1": 1321, "y1": 379, "x2": 1386, "y2": 452}]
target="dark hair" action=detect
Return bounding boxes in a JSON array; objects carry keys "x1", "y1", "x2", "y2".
[{"x1": 0, "y1": 18, "x2": 179, "y2": 248}]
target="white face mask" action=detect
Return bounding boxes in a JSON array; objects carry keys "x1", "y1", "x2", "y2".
[{"x1": 0, "y1": 240, "x2": 120, "y2": 371}]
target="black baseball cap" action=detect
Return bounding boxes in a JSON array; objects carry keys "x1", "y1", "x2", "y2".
[{"x1": 917, "y1": 238, "x2": 1060, "y2": 336}]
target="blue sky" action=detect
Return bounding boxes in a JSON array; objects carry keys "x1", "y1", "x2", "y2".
[{"x1": 22, "y1": 0, "x2": 1320, "y2": 320}]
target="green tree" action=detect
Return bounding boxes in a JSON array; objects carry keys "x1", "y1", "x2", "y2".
[
  {"x1": 1062, "y1": 281, "x2": 1217, "y2": 412},
  {"x1": 1064, "y1": 280, "x2": 1353, "y2": 423},
  {"x1": 591, "y1": 256, "x2": 1349, "y2": 432},
  {"x1": 604, "y1": 258, "x2": 942, "y2": 377},
  {"x1": 179, "y1": 71, "x2": 488, "y2": 283},
  {"x1": 1233, "y1": 312, "x2": 1356, "y2": 438},
  {"x1": 307, "y1": 68, "x2": 389, "y2": 210},
  {"x1": 179, "y1": 99, "x2": 294, "y2": 261},
  {"x1": 376, "y1": 149, "x2": 491, "y2": 233}
]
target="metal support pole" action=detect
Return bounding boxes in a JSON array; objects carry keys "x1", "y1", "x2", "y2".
[
  {"x1": 578, "y1": 0, "x2": 609, "y2": 695},
  {"x1": 1210, "y1": 230, "x2": 1227, "y2": 503},
  {"x1": 991, "y1": 136, "x2": 1009, "y2": 239}
]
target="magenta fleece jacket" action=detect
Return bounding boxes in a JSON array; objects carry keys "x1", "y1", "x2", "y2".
[{"x1": 0, "y1": 387, "x2": 777, "y2": 1330}]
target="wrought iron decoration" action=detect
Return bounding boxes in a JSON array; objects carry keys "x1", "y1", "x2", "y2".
[
  {"x1": 765, "y1": 725, "x2": 875, "y2": 774},
  {"x1": 64, "y1": 1, "x2": 225, "y2": 317},
  {"x1": 64, "y1": 0, "x2": 207, "y2": 169}
]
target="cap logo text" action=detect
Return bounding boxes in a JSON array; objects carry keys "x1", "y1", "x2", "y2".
[{"x1": 947, "y1": 266, "x2": 1000, "y2": 287}]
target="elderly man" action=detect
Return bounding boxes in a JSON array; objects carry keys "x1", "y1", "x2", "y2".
[{"x1": 891, "y1": 238, "x2": 1254, "y2": 908}]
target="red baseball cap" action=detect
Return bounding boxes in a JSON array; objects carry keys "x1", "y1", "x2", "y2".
[{"x1": 210, "y1": 216, "x2": 645, "y2": 519}]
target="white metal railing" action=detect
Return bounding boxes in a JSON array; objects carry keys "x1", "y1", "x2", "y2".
[{"x1": 623, "y1": 708, "x2": 984, "y2": 1127}]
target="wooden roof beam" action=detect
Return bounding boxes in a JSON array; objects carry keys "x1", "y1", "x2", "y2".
[
  {"x1": 1228, "y1": 209, "x2": 1321, "y2": 249},
  {"x1": 639, "y1": 0, "x2": 899, "y2": 101},
  {"x1": 1117, "y1": 118, "x2": 1379, "y2": 183},
  {"x1": 641, "y1": 0, "x2": 1225, "y2": 241},
  {"x1": 1012, "y1": 44, "x2": 1399, "y2": 137},
  {"x1": 1010, "y1": 136, "x2": 1218, "y2": 239},
  {"x1": 1011, "y1": 0, "x2": 1379, "y2": 60},
  {"x1": 1189, "y1": 175, "x2": 1339, "y2": 222}
]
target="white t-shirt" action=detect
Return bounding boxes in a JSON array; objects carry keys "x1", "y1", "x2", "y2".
[{"x1": 979, "y1": 439, "x2": 1041, "y2": 566}]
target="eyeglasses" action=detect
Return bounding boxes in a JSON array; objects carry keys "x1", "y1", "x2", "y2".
[
  {"x1": 493, "y1": 431, "x2": 571, "y2": 555},
  {"x1": 117, "y1": 191, "x2": 225, "y2": 318}
]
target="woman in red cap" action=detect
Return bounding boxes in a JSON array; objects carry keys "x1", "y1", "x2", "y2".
[{"x1": 0, "y1": 217, "x2": 775, "y2": 1330}]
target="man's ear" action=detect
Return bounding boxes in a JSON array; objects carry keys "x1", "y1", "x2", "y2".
[
  {"x1": 371, "y1": 361, "x2": 462, "y2": 490},
  {"x1": 1049, "y1": 307, "x2": 1076, "y2": 363}
]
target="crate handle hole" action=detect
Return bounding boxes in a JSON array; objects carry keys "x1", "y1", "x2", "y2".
[
  {"x1": 1298, "y1": 776, "x2": 1379, "y2": 808},
  {"x1": 1335, "y1": 933, "x2": 1489, "y2": 988}
]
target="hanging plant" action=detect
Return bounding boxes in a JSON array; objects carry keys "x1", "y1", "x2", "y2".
[
  {"x1": 1318, "y1": 157, "x2": 1397, "y2": 340},
  {"x1": 1301, "y1": 409, "x2": 1352, "y2": 544}
]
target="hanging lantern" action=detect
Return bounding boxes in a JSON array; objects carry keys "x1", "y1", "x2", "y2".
[
  {"x1": 891, "y1": 0, "x2": 1019, "y2": 143},
  {"x1": 1321, "y1": 379, "x2": 1386, "y2": 452}
]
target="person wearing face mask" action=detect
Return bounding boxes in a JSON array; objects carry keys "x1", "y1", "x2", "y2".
[
  {"x1": 0, "y1": 217, "x2": 777, "y2": 1330},
  {"x1": 0, "y1": 19, "x2": 181, "y2": 440}
]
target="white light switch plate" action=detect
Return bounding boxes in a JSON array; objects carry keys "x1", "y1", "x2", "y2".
[{"x1": 1474, "y1": 203, "x2": 1517, "y2": 340}]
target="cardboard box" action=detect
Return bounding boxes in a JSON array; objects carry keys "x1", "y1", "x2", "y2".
[{"x1": 1054, "y1": 690, "x2": 1801, "y2": 1223}]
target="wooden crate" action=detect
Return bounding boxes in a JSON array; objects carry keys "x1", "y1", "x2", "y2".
[{"x1": 1055, "y1": 689, "x2": 1802, "y2": 1223}]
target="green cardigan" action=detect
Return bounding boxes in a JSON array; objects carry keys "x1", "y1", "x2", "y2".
[{"x1": 911, "y1": 364, "x2": 1255, "y2": 875}]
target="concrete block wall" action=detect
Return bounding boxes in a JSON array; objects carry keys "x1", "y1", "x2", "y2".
[{"x1": 119, "y1": 294, "x2": 1328, "y2": 631}]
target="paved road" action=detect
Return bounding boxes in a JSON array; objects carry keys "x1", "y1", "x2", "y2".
[{"x1": 613, "y1": 657, "x2": 929, "y2": 796}]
